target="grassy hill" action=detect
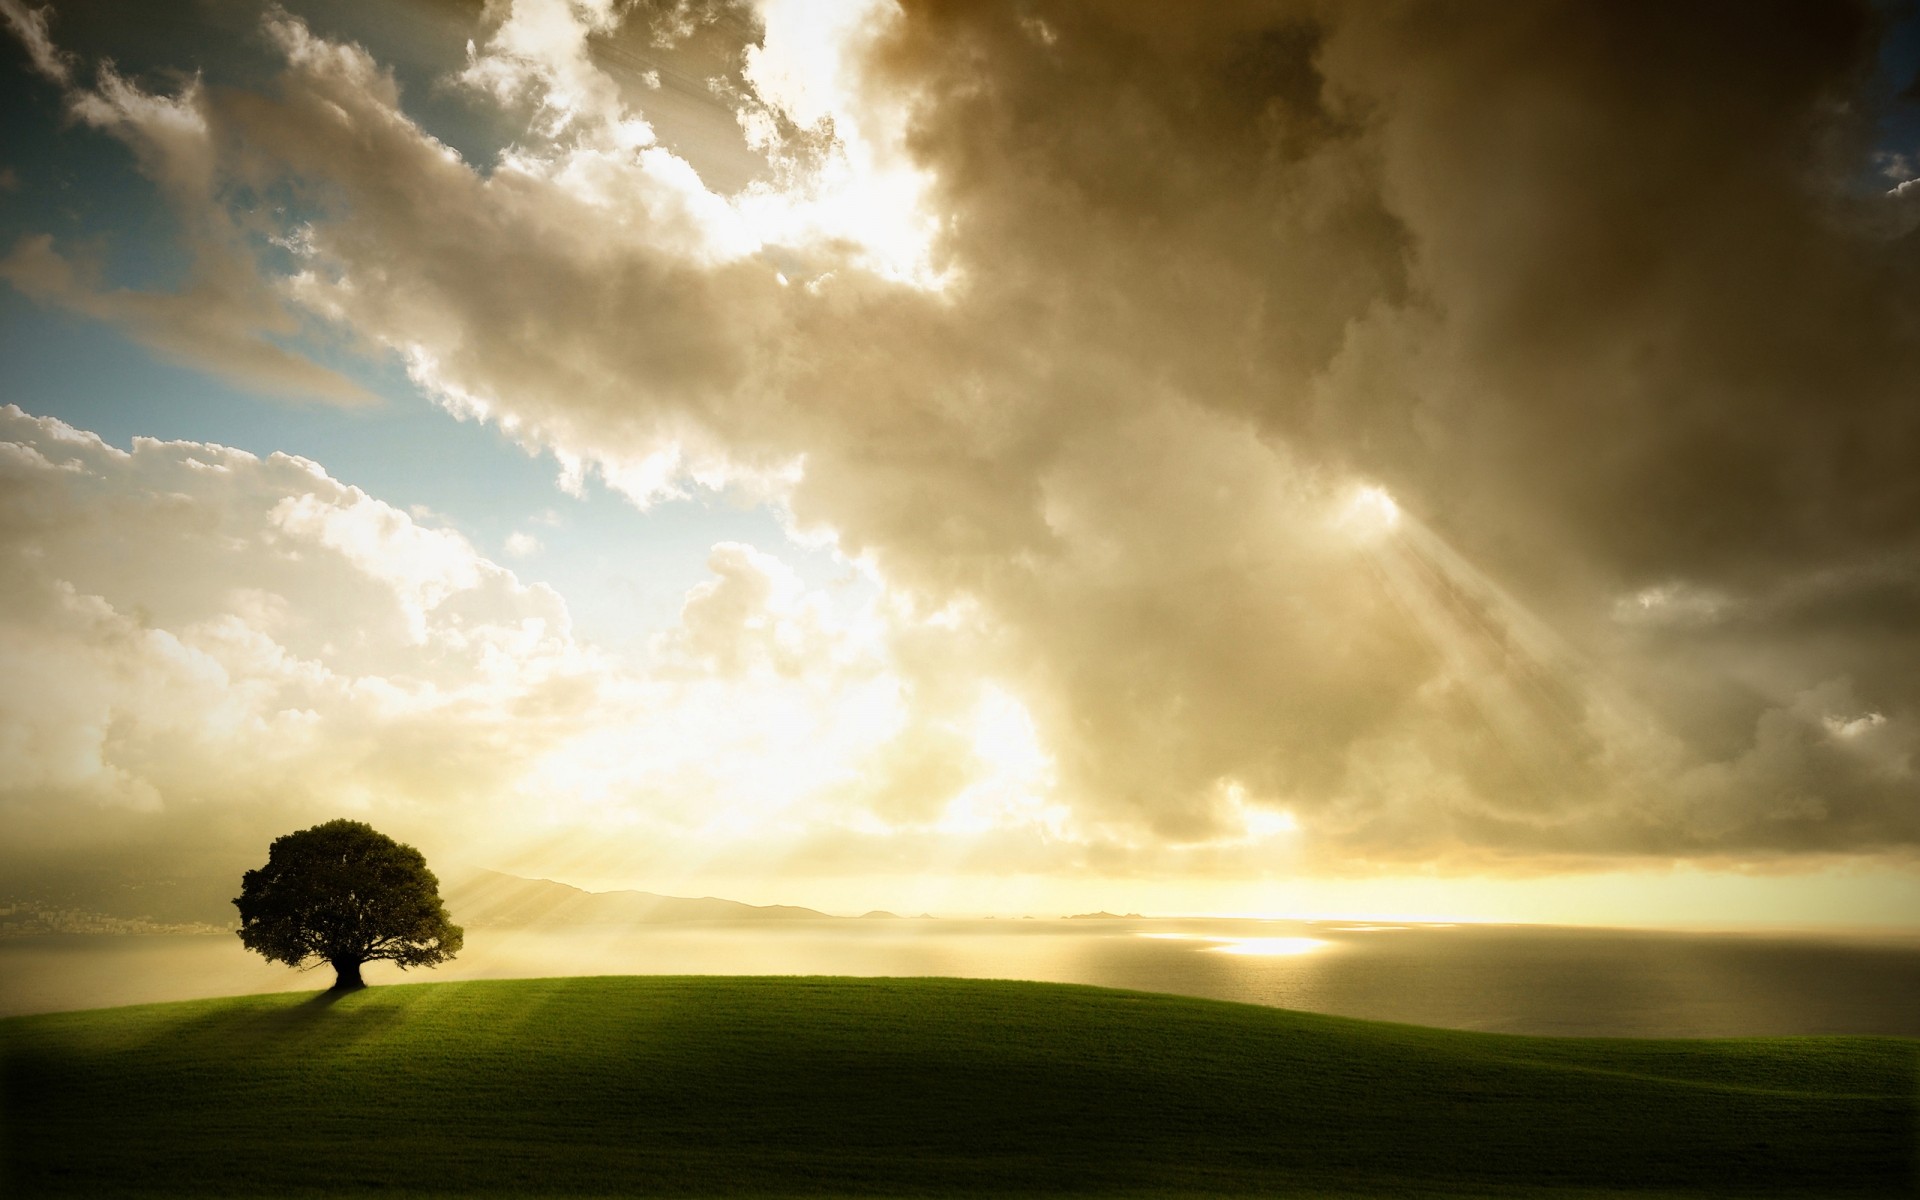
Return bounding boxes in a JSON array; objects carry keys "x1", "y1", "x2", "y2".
[{"x1": 3, "y1": 976, "x2": 1914, "y2": 1198}]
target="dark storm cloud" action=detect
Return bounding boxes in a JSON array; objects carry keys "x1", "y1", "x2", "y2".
[{"x1": 846, "y1": 0, "x2": 1920, "y2": 860}]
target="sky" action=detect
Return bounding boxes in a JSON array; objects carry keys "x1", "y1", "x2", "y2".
[{"x1": 1, "y1": 0, "x2": 1918, "y2": 927}]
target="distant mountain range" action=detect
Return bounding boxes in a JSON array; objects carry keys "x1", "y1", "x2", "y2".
[
  {"x1": 0, "y1": 860, "x2": 1031, "y2": 930},
  {"x1": 445, "y1": 869, "x2": 841, "y2": 927}
]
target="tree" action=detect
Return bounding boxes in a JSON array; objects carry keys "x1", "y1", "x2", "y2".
[{"x1": 234, "y1": 819, "x2": 463, "y2": 991}]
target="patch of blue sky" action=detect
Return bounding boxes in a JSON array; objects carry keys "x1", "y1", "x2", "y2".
[
  {"x1": 0, "y1": 57, "x2": 192, "y2": 292},
  {"x1": 0, "y1": 3, "x2": 850, "y2": 661},
  {"x1": 0, "y1": 285, "x2": 852, "y2": 657},
  {"x1": 1874, "y1": 4, "x2": 1920, "y2": 167}
]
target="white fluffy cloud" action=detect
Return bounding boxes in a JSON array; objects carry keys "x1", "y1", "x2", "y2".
[
  {"x1": 0, "y1": 405, "x2": 1087, "y2": 885},
  {"x1": 0, "y1": 406, "x2": 577, "y2": 825}
]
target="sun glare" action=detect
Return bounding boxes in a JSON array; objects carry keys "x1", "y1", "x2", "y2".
[
  {"x1": 969, "y1": 686, "x2": 1050, "y2": 781},
  {"x1": 1341, "y1": 484, "x2": 1401, "y2": 539},
  {"x1": 734, "y1": 0, "x2": 945, "y2": 287},
  {"x1": 1207, "y1": 936, "x2": 1328, "y2": 957},
  {"x1": 1138, "y1": 932, "x2": 1330, "y2": 957}
]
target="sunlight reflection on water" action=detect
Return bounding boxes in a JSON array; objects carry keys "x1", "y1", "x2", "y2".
[
  {"x1": 1208, "y1": 936, "x2": 1328, "y2": 957},
  {"x1": 3, "y1": 919, "x2": 1917, "y2": 1037},
  {"x1": 1138, "y1": 931, "x2": 1329, "y2": 956}
]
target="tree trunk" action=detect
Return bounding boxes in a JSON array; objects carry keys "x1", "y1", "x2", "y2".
[{"x1": 330, "y1": 957, "x2": 366, "y2": 991}]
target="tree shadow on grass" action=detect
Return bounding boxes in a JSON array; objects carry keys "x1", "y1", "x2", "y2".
[{"x1": 156, "y1": 986, "x2": 407, "y2": 1054}]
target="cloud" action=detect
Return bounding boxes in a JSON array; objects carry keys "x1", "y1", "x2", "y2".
[
  {"x1": 5, "y1": 0, "x2": 1919, "y2": 877},
  {"x1": 0, "y1": 232, "x2": 374, "y2": 406},
  {"x1": 0, "y1": 29, "x2": 373, "y2": 404},
  {"x1": 0, "y1": 405, "x2": 1081, "y2": 895},
  {"x1": 0, "y1": 405, "x2": 582, "y2": 840},
  {"x1": 664, "y1": 541, "x2": 836, "y2": 677},
  {"x1": 0, "y1": 0, "x2": 72, "y2": 84}
]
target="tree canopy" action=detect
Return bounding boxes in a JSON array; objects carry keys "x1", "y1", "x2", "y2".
[{"x1": 234, "y1": 819, "x2": 463, "y2": 990}]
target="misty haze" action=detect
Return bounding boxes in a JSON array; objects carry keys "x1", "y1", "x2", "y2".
[{"x1": 6, "y1": 913, "x2": 1920, "y2": 1038}]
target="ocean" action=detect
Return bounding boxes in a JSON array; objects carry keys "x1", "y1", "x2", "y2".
[{"x1": 3, "y1": 918, "x2": 1915, "y2": 1036}]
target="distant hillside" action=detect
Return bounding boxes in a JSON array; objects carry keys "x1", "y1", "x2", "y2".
[{"x1": 445, "y1": 869, "x2": 835, "y2": 926}]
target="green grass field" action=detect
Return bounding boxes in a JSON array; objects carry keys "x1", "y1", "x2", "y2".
[{"x1": 2, "y1": 976, "x2": 1914, "y2": 1198}]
